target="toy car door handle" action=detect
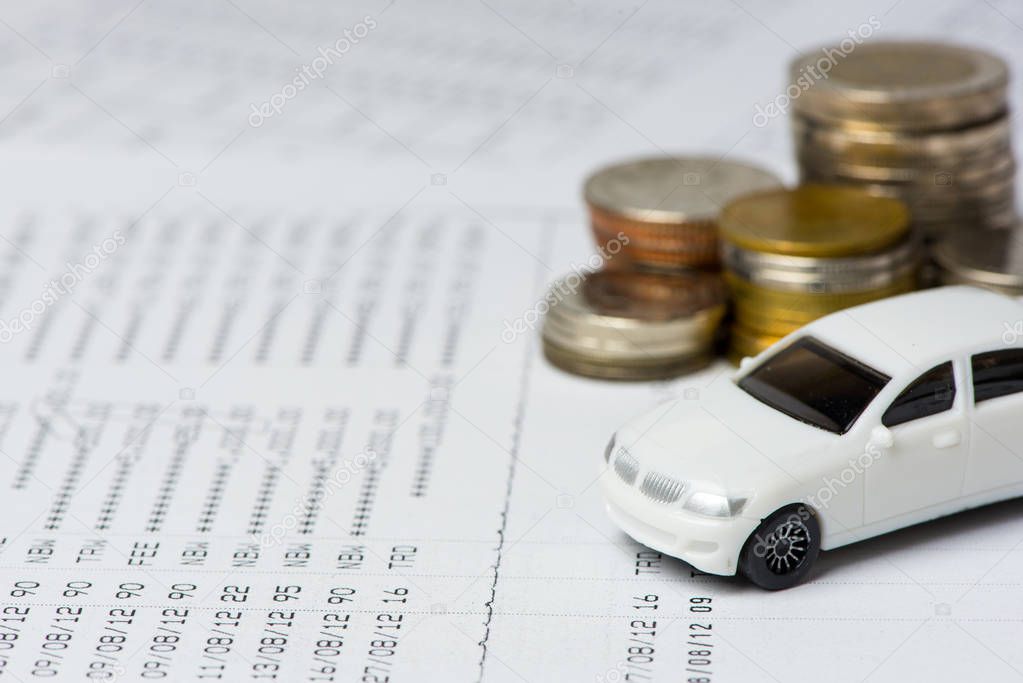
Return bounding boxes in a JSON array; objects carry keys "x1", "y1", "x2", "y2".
[{"x1": 931, "y1": 428, "x2": 961, "y2": 449}]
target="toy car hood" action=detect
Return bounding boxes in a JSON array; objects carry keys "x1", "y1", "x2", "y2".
[{"x1": 614, "y1": 376, "x2": 839, "y2": 495}]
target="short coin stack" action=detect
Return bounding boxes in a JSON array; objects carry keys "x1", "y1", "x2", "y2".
[
  {"x1": 933, "y1": 223, "x2": 1023, "y2": 296},
  {"x1": 719, "y1": 185, "x2": 919, "y2": 361},
  {"x1": 791, "y1": 41, "x2": 1015, "y2": 241},
  {"x1": 584, "y1": 156, "x2": 782, "y2": 270},
  {"x1": 541, "y1": 269, "x2": 726, "y2": 380}
]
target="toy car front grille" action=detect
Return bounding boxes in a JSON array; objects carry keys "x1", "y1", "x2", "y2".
[
  {"x1": 640, "y1": 471, "x2": 685, "y2": 503},
  {"x1": 613, "y1": 450, "x2": 639, "y2": 485}
]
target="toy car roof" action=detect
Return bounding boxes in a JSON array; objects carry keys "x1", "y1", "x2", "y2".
[{"x1": 784, "y1": 286, "x2": 1023, "y2": 377}]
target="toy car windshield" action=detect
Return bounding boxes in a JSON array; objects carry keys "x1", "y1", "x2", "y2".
[{"x1": 738, "y1": 336, "x2": 891, "y2": 435}]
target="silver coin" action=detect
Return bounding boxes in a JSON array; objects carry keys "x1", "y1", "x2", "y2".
[
  {"x1": 810, "y1": 178, "x2": 1017, "y2": 204},
  {"x1": 790, "y1": 41, "x2": 1008, "y2": 130},
  {"x1": 722, "y1": 237, "x2": 920, "y2": 276},
  {"x1": 542, "y1": 340, "x2": 714, "y2": 381},
  {"x1": 933, "y1": 224, "x2": 1023, "y2": 293},
  {"x1": 902, "y1": 192, "x2": 1017, "y2": 214},
  {"x1": 895, "y1": 206, "x2": 1017, "y2": 231},
  {"x1": 540, "y1": 272, "x2": 726, "y2": 367},
  {"x1": 799, "y1": 153, "x2": 1015, "y2": 185},
  {"x1": 722, "y1": 237, "x2": 921, "y2": 294},
  {"x1": 542, "y1": 289, "x2": 722, "y2": 359},
  {"x1": 796, "y1": 136, "x2": 1015, "y2": 173},
  {"x1": 542, "y1": 294, "x2": 720, "y2": 350},
  {"x1": 791, "y1": 113, "x2": 1011, "y2": 159},
  {"x1": 796, "y1": 145, "x2": 1016, "y2": 177},
  {"x1": 918, "y1": 217, "x2": 1019, "y2": 241},
  {"x1": 583, "y1": 156, "x2": 782, "y2": 224}
]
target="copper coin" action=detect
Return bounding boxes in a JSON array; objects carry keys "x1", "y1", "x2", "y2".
[{"x1": 583, "y1": 269, "x2": 726, "y2": 321}]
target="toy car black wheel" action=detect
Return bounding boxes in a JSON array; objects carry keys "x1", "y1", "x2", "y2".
[{"x1": 740, "y1": 504, "x2": 820, "y2": 590}]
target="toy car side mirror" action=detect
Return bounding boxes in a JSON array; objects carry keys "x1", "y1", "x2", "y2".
[
  {"x1": 868, "y1": 425, "x2": 894, "y2": 451},
  {"x1": 739, "y1": 356, "x2": 754, "y2": 371}
]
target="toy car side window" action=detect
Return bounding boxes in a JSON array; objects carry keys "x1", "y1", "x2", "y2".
[
  {"x1": 881, "y1": 361, "x2": 956, "y2": 428},
  {"x1": 972, "y1": 348, "x2": 1023, "y2": 403}
]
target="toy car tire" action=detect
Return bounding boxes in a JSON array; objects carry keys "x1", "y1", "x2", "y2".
[{"x1": 740, "y1": 504, "x2": 820, "y2": 590}]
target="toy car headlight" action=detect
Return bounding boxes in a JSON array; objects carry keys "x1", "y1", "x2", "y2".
[
  {"x1": 682, "y1": 491, "x2": 748, "y2": 518},
  {"x1": 604, "y1": 434, "x2": 616, "y2": 462}
]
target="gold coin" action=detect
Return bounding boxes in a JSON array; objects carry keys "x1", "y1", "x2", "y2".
[
  {"x1": 719, "y1": 184, "x2": 909, "y2": 257},
  {"x1": 727, "y1": 275, "x2": 916, "y2": 339},
  {"x1": 726, "y1": 271, "x2": 917, "y2": 310},
  {"x1": 728, "y1": 325, "x2": 782, "y2": 364},
  {"x1": 730, "y1": 308, "x2": 804, "y2": 337}
]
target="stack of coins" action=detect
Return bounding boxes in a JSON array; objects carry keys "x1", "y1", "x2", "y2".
[
  {"x1": 583, "y1": 157, "x2": 782, "y2": 270},
  {"x1": 541, "y1": 269, "x2": 726, "y2": 380},
  {"x1": 933, "y1": 223, "x2": 1023, "y2": 295},
  {"x1": 791, "y1": 41, "x2": 1015, "y2": 240},
  {"x1": 719, "y1": 185, "x2": 919, "y2": 361}
]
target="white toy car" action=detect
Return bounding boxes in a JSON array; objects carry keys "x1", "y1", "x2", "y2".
[{"x1": 600, "y1": 286, "x2": 1023, "y2": 589}]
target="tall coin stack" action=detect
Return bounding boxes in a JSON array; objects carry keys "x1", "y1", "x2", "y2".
[
  {"x1": 719, "y1": 185, "x2": 919, "y2": 362},
  {"x1": 932, "y1": 224, "x2": 1023, "y2": 296},
  {"x1": 584, "y1": 157, "x2": 783, "y2": 270},
  {"x1": 791, "y1": 41, "x2": 1016, "y2": 241}
]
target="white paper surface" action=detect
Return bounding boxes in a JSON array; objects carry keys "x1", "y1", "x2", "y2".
[{"x1": 1, "y1": 0, "x2": 1023, "y2": 680}]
